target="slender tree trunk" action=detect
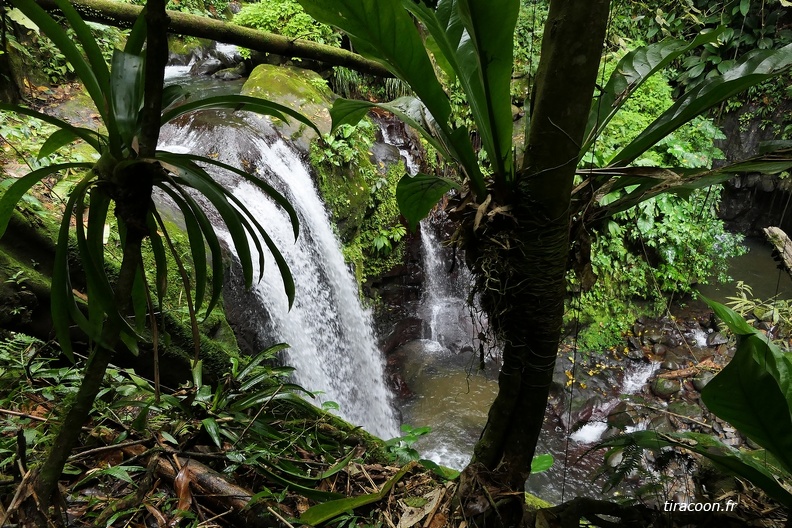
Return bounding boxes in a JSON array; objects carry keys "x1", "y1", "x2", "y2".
[
  {"x1": 469, "y1": 0, "x2": 611, "y2": 495},
  {"x1": 33, "y1": 231, "x2": 144, "y2": 509},
  {"x1": 31, "y1": 0, "x2": 169, "y2": 515}
]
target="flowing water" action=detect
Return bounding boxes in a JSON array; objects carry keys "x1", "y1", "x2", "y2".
[{"x1": 158, "y1": 95, "x2": 398, "y2": 438}]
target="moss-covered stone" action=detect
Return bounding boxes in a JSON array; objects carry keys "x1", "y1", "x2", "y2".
[{"x1": 241, "y1": 64, "x2": 334, "y2": 150}]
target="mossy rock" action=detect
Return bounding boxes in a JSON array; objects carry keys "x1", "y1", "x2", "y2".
[{"x1": 241, "y1": 64, "x2": 334, "y2": 150}]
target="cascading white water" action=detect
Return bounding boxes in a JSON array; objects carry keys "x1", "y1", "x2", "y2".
[
  {"x1": 418, "y1": 220, "x2": 477, "y2": 352},
  {"x1": 159, "y1": 113, "x2": 398, "y2": 439}
]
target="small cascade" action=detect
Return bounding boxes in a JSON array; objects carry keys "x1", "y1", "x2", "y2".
[
  {"x1": 159, "y1": 113, "x2": 398, "y2": 439},
  {"x1": 418, "y1": 218, "x2": 478, "y2": 353}
]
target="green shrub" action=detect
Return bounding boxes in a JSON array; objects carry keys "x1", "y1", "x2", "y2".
[
  {"x1": 309, "y1": 120, "x2": 406, "y2": 282},
  {"x1": 233, "y1": 0, "x2": 340, "y2": 46}
]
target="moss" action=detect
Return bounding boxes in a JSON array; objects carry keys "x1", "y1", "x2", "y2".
[
  {"x1": 241, "y1": 64, "x2": 334, "y2": 149},
  {"x1": 310, "y1": 121, "x2": 407, "y2": 284},
  {"x1": 524, "y1": 492, "x2": 553, "y2": 510},
  {"x1": 167, "y1": 36, "x2": 213, "y2": 57}
]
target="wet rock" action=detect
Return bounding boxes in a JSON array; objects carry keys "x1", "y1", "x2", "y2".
[
  {"x1": 607, "y1": 401, "x2": 638, "y2": 429},
  {"x1": 660, "y1": 361, "x2": 679, "y2": 371},
  {"x1": 649, "y1": 414, "x2": 675, "y2": 432},
  {"x1": 651, "y1": 377, "x2": 681, "y2": 399},
  {"x1": 189, "y1": 57, "x2": 224, "y2": 76},
  {"x1": 652, "y1": 344, "x2": 667, "y2": 356},
  {"x1": 212, "y1": 64, "x2": 245, "y2": 81},
  {"x1": 692, "y1": 371, "x2": 715, "y2": 391},
  {"x1": 660, "y1": 333, "x2": 682, "y2": 347},
  {"x1": 706, "y1": 332, "x2": 728, "y2": 347},
  {"x1": 643, "y1": 329, "x2": 664, "y2": 344}
]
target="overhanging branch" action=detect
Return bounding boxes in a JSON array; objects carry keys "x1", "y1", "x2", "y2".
[{"x1": 33, "y1": 0, "x2": 392, "y2": 77}]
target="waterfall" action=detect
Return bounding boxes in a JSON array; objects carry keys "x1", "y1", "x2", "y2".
[{"x1": 159, "y1": 113, "x2": 398, "y2": 439}]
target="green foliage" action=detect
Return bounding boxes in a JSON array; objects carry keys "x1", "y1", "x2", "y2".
[
  {"x1": 234, "y1": 0, "x2": 340, "y2": 46},
  {"x1": 6, "y1": 9, "x2": 125, "y2": 85},
  {"x1": 589, "y1": 51, "x2": 727, "y2": 168},
  {"x1": 577, "y1": 188, "x2": 744, "y2": 350},
  {"x1": 384, "y1": 424, "x2": 431, "y2": 464},
  {"x1": 626, "y1": 0, "x2": 792, "y2": 86},
  {"x1": 310, "y1": 120, "x2": 407, "y2": 281},
  {"x1": 0, "y1": 332, "x2": 379, "y2": 524},
  {"x1": 126, "y1": 0, "x2": 231, "y2": 18},
  {"x1": 0, "y1": 0, "x2": 318, "y2": 359}
]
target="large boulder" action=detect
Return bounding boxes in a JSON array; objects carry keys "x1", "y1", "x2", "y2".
[{"x1": 241, "y1": 64, "x2": 334, "y2": 151}]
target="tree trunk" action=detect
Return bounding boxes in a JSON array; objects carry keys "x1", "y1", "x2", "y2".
[
  {"x1": 467, "y1": 0, "x2": 611, "y2": 502},
  {"x1": 33, "y1": 0, "x2": 391, "y2": 77}
]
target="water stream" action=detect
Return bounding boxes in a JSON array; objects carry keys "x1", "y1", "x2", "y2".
[{"x1": 158, "y1": 94, "x2": 398, "y2": 439}]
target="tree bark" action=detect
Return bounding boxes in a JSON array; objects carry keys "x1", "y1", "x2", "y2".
[
  {"x1": 470, "y1": 0, "x2": 611, "y2": 493},
  {"x1": 33, "y1": 0, "x2": 391, "y2": 77}
]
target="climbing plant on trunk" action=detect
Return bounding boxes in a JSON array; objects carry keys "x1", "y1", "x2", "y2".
[
  {"x1": 0, "y1": 0, "x2": 316, "y2": 518},
  {"x1": 297, "y1": 0, "x2": 792, "y2": 523}
]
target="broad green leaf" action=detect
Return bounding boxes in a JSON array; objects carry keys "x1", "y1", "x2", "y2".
[
  {"x1": 110, "y1": 50, "x2": 145, "y2": 151},
  {"x1": 701, "y1": 296, "x2": 756, "y2": 335},
  {"x1": 408, "y1": 0, "x2": 465, "y2": 81},
  {"x1": 157, "y1": 154, "x2": 256, "y2": 288},
  {"x1": 581, "y1": 30, "x2": 724, "y2": 155},
  {"x1": 701, "y1": 334, "x2": 792, "y2": 475},
  {"x1": 611, "y1": 43, "x2": 792, "y2": 166},
  {"x1": 319, "y1": 448, "x2": 358, "y2": 479},
  {"x1": 159, "y1": 153, "x2": 296, "y2": 308},
  {"x1": 702, "y1": 298, "x2": 792, "y2": 411},
  {"x1": 51, "y1": 173, "x2": 98, "y2": 361},
  {"x1": 531, "y1": 453, "x2": 554, "y2": 473},
  {"x1": 9, "y1": 0, "x2": 106, "y2": 123},
  {"x1": 330, "y1": 97, "x2": 450, "y2": 160},
  {"x1": 0, "y1": 163, "x2": 92, "y2": 238},
  {"x1": 146, "y1": 210, "x2": 169, "y2": 302},
  {"x1": 455, "y1": 0, "x2": 518, "y2": 182},
  {"x1": 50, "y1": 0, "x2": 110, "y2": 92},
  {"x1": 171, "y1": 153, "x2": 300, "y2": 241},
  {"x1": 162, "y1": 84, "x2": 188, "y2": 111},
  {"x1": 396, "y1": 173, "x2": 460, "y2": 231},
  {"x1": 83, "y1": 186, "x2": 112, "y2": 339},
  {"x1": 418, "y1": 458, "x2": 460, "y2": 480},
  {"x1": 297, "y1": 0, "x2": 451, "y2": 127},
  {"x1": 300, "y1": 462, "x2": 414, "y2": 525},
  {"x1": 257, "y1": 466, "x2": 344, "y2": 502},
  {"x1": 0, "y1": 104, "x2": 103, "y2": 151},
  {"x1": 160, "y1": 95, "x2": 320, "y2": 136},
  {"x1": 74, "y1": 184, "x2": 140, "y2": 344}
]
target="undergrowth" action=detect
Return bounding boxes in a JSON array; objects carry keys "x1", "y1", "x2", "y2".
[{"x1": 0, "y1": 332, "x2": 410, "y2": 526}]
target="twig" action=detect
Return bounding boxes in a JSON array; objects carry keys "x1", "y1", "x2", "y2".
[
  {"x1": 68, "y1": 439, "x2": 150, "y2": 461},
  {"x1": 0, "y1": 408, "x2": 48, "y2": 423},
  {"x1": 639, "y1": 404, "x2": 714, "y2": 429},
  {"x1": 266, "y1": 506, "x2": 295, "y2": 528}
]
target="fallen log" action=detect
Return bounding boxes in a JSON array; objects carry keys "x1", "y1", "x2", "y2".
[
  {"x1": 32, "y1": 0, "x2": 392, "y2": 77},
  {"x1": 764, "y1": 226, "x2": 792, "y2": 279}
]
